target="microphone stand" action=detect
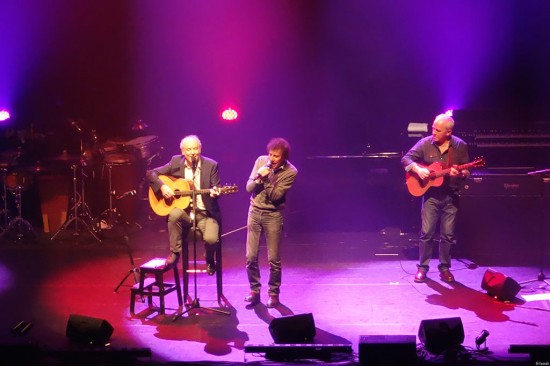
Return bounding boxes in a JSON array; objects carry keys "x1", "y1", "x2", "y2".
[
  {"x1": 173, "y1": 158, "x2": 229, "y2": 321},
  {"x1": 113, "y1": 234, "x2": 140, "y2": 292}
]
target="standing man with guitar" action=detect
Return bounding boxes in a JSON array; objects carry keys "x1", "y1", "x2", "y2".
[
  {"x1": 244, "y1": 138, "x2": 298, "y2": 308},
  {"x1": 146, "y1": 135, "x2": 222, "y2": 273},
  {"x1": 401, "y1": 113, "x2": 470, "y2": 283}
]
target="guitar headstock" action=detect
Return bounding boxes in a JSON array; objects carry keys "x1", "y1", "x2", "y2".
[
  {"x1": 471, "y1": 156, "x2": 486, "y2": 168},
  {"x1": 221, "y1": 184, "x2": 238, "y2": 194}
]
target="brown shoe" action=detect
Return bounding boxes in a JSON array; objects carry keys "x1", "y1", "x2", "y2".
[
  {"x1": 414, "y1": 268, "x2": 427, "y2": 283},
  {"x1": 266, "y1": 294, "x2": 280, "y2": 308},
  {"x1": 164, "y1": 252, "x2": 180, "y2": 267},
  {"x1": 244, "y1": 292, "x2": 260, "y2": 304},
  {"x1": 439, "y1": 269, "x2": 455, "y2": 283}
]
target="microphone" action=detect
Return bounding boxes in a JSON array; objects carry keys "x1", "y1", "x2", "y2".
[
  {"x1": 253, "y1": 161, "x2": 272, "y2": 180},
  {"x1": 115, "y1": 190, "x2": 137, "y2": 200},
  {"x1": 191, "y1": 156, "x2": 198, "y2": 171}
]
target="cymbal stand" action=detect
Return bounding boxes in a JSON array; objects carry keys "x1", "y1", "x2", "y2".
[
  {"x1": 0, "y1": 185, "x2": 38, "y2": 241},
  {"x1": 95, "y1": 163, "x2": 128, "y2": 233},
  {"x1": 50, "y1": 161, "x2": 101, "y2": 242},
  {"x1": 173, "y1": 171, "x2": 229, "y2": 321},
  {"x1": 0, "y1": 168, "x2": 10, "y2": 231}
]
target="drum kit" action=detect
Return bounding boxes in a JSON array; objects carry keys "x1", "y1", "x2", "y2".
[
  {"x1": 59, "y1": 134, "x2": 163, "y2": 240},
  {"x1": 0, "y1": 122, "x2": 163, "y2": 242},
  {"x1": 0, "y1": 149, "x2": 40, "y2": 241},
  {"x1": 96, "y1": 135, "x2": 163, "y2": 226}
]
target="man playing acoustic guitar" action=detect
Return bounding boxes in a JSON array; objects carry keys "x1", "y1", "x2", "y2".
[
  {"x1": 401, "y1": 113, "x2": 470, "y2": 283},
  {"x1": 146, "y1": 135, "x2": 222, "y2": 273}
]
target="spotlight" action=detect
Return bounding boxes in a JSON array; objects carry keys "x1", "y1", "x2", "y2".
[
  {"x1": 221, "y1": 108, "x2": 238, "y2": 121},
  {"x1": 0, "y1": 109, "x2": 10, "y2": 121},
  {"x1": 475, "y1": 329, "x2": 490, "y2": 350}
]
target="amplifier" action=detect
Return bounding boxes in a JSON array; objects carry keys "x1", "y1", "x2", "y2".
[
  {"x1": 460, "y1": 174, "x2": 544, "y2": 197},
  {"x1": 457, "y1": 175, "x2": 547, "y2": 265}
]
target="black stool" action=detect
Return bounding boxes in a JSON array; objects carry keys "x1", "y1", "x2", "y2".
[{"x1": 130, "y1": 257, "x2": 183, "y2": 315}]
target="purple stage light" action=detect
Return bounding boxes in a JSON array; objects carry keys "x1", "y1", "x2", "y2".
[{"x1": 0, "y1": 109, "x2": 11, "y2": 122}]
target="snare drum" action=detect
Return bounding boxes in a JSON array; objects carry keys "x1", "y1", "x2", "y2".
[{"x1": 127, "y1": 135, "x2": 161, "y2": 160}]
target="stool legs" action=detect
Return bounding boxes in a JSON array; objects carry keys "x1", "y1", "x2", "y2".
[
  {"x1": 130, "y1": 258, "x2": 183, "y2": 316},
  {"x1": 181, "y1": 241, "x2": 224, "y2": 305}
]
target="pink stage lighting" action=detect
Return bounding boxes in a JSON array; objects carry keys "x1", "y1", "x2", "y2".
[
  {"x1": 0, "y1": 109, "x2": 11, "y2": 122},
  {"x1": 221, "y1": 108, "x2": 238, "y2": 121}
]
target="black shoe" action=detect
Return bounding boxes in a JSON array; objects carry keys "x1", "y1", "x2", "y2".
[{"x1": 206, "y1": 262, "x2": 216, "y2": 276}]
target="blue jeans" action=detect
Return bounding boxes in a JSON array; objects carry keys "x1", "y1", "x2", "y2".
[
  {"x1": 246, "y1": 207, "x2": 283, "y2": 295},
  {"x1": 418, "y1": 194, "x2": 458, "y2": 272},
  {"x1": 167, "y1": 208, "x2": 219, "y2": 260}
]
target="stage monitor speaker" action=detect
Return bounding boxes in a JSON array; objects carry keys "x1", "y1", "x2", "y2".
[
  {"x1": 358, "y1": 335, "x2": 417, "y2": 365},
  {"x1": 268, "y1": 313, "x2": 316, "y2": 344},
  {"x1": 418, "y1": 317, "x2": 464, "y2": 354},
  {"x1": 481, "y1": 268, "x2": 521, "y2": 301},
  {"x1": 66, "y1": 314, "x2": 114, "y2": 345}
]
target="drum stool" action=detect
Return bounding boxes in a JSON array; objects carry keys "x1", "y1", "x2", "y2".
[{"x1": 130, "y1": 257, "x2": 183, "y2": 315}]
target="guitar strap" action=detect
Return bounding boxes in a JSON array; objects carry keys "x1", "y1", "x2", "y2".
[{"x1": 447, "y1": 143, "x2": 454, "y2": 167}]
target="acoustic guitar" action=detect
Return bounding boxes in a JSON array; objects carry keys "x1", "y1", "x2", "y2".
[
  {"x1": 405, "y1": 157, "x2": 486, "y2": 197},
  {"x1": 148, "y1": 175, "x2": 238, "y2": 216}
]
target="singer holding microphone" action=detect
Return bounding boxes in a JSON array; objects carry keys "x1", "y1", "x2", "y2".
[
  {"x1": 244, "y1": 138, "x2": 298, "y2": 308},
  {"x1": 146, "y1": 135, "x2": 222, "y2": 271}
]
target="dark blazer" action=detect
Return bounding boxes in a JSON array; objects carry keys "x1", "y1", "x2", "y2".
[{"x1": 146, "y1": 154, "x2": 222, "y2": 223}]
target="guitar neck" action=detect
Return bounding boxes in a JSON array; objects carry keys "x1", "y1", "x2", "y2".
[
  {"x1": 432, "y1": 161, "x2": 476, "y2": 178},
  {"x1": 175, "y1": 188, "x2": 211, "y2": 197}
]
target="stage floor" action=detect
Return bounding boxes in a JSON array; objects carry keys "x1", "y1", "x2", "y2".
[{"x1": 0, "y1": 222, "x2": 549, "y2": 365}]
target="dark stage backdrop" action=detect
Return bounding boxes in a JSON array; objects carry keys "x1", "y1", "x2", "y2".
[{"x1": 1, "y1": 0, "x2": 549, "y2": 234}]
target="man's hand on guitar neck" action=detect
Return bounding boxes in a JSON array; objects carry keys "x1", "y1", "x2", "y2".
[
  {"x1": 210, "y1": 186, "x2": 221, "y2": 197},
  {"x1": 450, "y1": 166, "x2": 460, "y2": 177},
  {"x1": 450, "y1": 165, "x2": 470, "y2": 178}
]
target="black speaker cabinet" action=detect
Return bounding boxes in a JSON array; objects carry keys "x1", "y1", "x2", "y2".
[
  {"x1": 66, "y1": 314, "x2": 114, "y2": 345},
  {"x1": 359, "y1": 335, "x2": 417, "y2": 365},
  {"x1": 457, "y1": 175, "x2": 545, "y2": 266},
  {"x1": 268, "y1": 313, "x2": 316, "y2": 344},
  {"x1": 418, "y1": 317, "x2": 464, "y2": 354},
  {"x1": 481, "y1": 268, "x2": 521, "y2": 301}
]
